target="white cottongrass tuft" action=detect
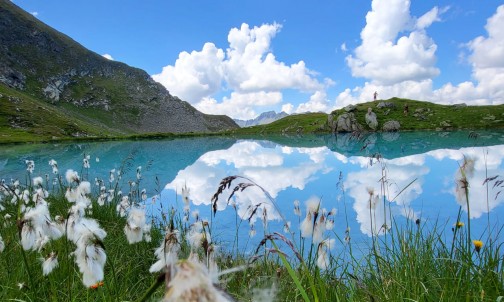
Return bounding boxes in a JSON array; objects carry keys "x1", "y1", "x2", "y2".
[
  {"x1": 455, "y1": 156, "x2": 476, "y2": 204},
  {"x1": 187, "y1": 221, "x2": 210, "y2": 250},
  {"x1": 306, "y1": 196, "x2": 320, "y2": 214},
  {"x1": 162, "y1": 257, "x2": 235, "y2": 302},
  {"x1": 149, "y1": 230, "x2": 180, "y2": 274},
  {"x1": 41, "y1": 251, "x2": 59, "y2": 276},
  {"x1": 300, "y1": 212, "x2": 313, "y2": 238},
  {"x1": 71, "y1": 218, "x2": 107, "y2": 287},
  {"x1": 181, "y1": 185, "x2": 190, "y2": 205},
  {"x1": 116, "y1": 196, "x2": 130, "y2": 217},
  {"x1": 316, "y1": 238, "x2": 335, "y2": 270},
  {"x1": 0, "y1": 235, "x2": 5, "y2": 252},
  {"x1": 25, "y1": 160, "x2": 35, "y2": 173},
  {"x1": 124, "y1": 207, "x2": 151, "y2": 244},
  {"x1": 293, "y1": 199, "x2": 301, "y2": 216},
  {"x1": 32, "y1": 176, "x2": 43, "y2": 187},
  {"x1": 312, "y1": 216, "x2": 325, "y2": 244},
  {"x1": 65, "y1": 169, "x2": 80, "y2": 184}
]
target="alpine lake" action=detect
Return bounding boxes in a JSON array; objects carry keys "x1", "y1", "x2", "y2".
[{"x1": 1, "y1": 130, "x2": 504, "y2": 257}]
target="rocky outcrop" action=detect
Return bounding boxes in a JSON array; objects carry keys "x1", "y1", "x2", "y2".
[
  {"x1": 382, "y1": 120, "x2": 400, "y2": 132},
  {"x1": 365, "y1": 108, "x2": 378, "y2": 130},
  {"x1": 329, "y1": 112, "x2": 363, "y2": 133},
  {"x1": 376, "y1": 102, "x2": 396, "y2": 109}
]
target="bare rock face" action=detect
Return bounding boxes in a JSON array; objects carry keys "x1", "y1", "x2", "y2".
[
  {"x1": 334, "y1": 112, "x2": 363, "y2": 133},
  {"x1": 382, "y1": 120, "x2": 401, "y2": 132},
  {"x1": 365, "y1": 108, "x2": 378, "y2": 130}
]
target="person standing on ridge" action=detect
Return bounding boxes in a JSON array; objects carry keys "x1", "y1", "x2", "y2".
[{"x1": 373, "y1": 91, "x2": 378, "y2": 101}]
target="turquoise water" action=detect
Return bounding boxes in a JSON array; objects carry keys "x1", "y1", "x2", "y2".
[{"x1": 1, "y1": 131, "x2": 504, "y2": 255}]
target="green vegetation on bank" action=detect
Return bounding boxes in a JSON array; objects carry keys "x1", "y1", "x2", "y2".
[
  {"x1": 3, "y1": 84, "x2": 504, "y2": 145},
  {"x1": 227, "y1": 97, "x2": 504, "y2": 135}
]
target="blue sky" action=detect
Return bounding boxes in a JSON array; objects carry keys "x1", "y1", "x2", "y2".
[{"x1": 11, "y1": 0, "x2": 504, "y2": 119}]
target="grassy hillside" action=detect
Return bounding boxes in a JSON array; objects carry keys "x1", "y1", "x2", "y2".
[
  {"x1": 334, "y1": 97, "x2": 504, "y2": 131},
  {"x1": 225, "y1": 98, "x2": 504, "y2": 136},
  {"x1": 226, "y1": 112, "x2": 329, "y2": 135},
  {"x1": 0, "y1": 84, "x2": 126, "y2": 144},
  {"x1": 0, "y1": 0, "x2": 238, "y2": 136}
]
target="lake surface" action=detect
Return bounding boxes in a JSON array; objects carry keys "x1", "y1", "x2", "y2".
[{"x1": 1, "y1": 130, "x2": 504, "y2": 256}]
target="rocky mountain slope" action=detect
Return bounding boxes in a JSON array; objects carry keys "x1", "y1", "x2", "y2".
[
  {"x1": 0, "y1": 0, "x2": 238, "y2": 141},
  {"x1": 234, "y1": 111, "x2": 288, "y2": 127}
]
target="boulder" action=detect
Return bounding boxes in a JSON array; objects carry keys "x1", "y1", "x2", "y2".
[
  {"x1": 376, "y1": 102, "x2": 395, "y2": 109},
  {"x1": 344, "y1": 104, "x2": 357, "y2": 112},
  {"x1": 365, "y1": 108, "x2": 378, "y2": 130},
  {"x1": 382, "y1": 120, "x2": 400, "y2": 132},
  {"x1": 335, "y1": 112, "x2": 363, "y2": 133}
]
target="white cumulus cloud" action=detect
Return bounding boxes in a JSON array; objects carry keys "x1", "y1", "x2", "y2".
[
  {"x1": 102, "y1": 54, "x2": 114, "y2": 60},
  {"x1": 338, "y1": 2, "x2": 504, "y2": 108},
  {"x1": 346, "y1": 0, "x2": 441, "y2": 86},
  {"x1": 152, "y1": 23, "x2": 327, "y2": 119}
]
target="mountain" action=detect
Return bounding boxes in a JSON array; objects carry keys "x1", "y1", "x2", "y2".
[
  {"x1": 0, "y1": 0, "x2": 238, "y2": 142},
  {"x1": 234, "y1": 111, "x2": 289, "y2": 127}
]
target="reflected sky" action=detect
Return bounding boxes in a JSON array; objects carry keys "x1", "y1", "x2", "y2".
[
  {"x1": 162, "y1": 136, "x2": 504, "y2": 248},
  {"x1": 1, "y1": 132, "x2": 504, "y2": 254}
]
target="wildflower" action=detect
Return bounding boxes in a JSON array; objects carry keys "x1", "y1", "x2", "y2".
[
  {"x1": 149, "y1": 230, "x2": 180, "y2": 273},
  {"x1": 124, "y1": 207, "x2": 151, "y2": 244},
  {"x1": 41, "y1": 251, "x2": 58, "y2": 276},
  {"x1": 191, "y1": 210, "x2": 200, "y2": 221},
  {"x1": 455, "y1": 221, "x2": 464, "y2": 228},
  {"x1": 316, "y1": 238, "x2": 335, "y2": 270},
  {"x1": 49, "y1": 159, "x2": 58, "y2": 174},
  {"x1": 283, "y1": 221, "x2": 291, "y2": 233},
  {"x1": 17, "y1": 282, "x2": 25, "y2": 290},
  {"x1": 116, "y1": 196, "x2": 130, "y2": 217},
  {"x1": 83, "y1": 155, "x2": 91, "y2": 169},
  {"x1": 181, "y1": 184, "x2": 190, "y2": 205},
  {"x1": 455, "y1": 156, "x2": 475, "y2": 204},
  {"x1": 300, "y1": 212, "x2": 312, "y2": 238},
  {"x1": 163, "y1": 258, "x2": 234, "y2": 302},
  {"x1": 65, "y1": 169, "x2": 80, "y2": 184},
  {"x1": 21, "y1": 222, "x2": 36, "y2": 250},
  {"x1": 72, "y1": 218, "x2": 107, "y2": 287},
  {"x1": 136, "y1": 166, "x2": 142, "y2": 180},
  {"x1": 313, "y1": 216, "x2": 325, "y2": 244},
  {"x1": 25, "y1": 160, "x2": 35, "y2": 173},
  {"x1": 32, "y1": 176, "x2": 43, "y2": 187},
  {"x1": 141, "y1": 189, "x2": 147, "y2": 201},
  {"x1": 187, "y1": 221, "x2": 210, "y2": 250},
  {"x1": 293, "y1": 199, "x2": 301, "y2": 216},
  {"x1": 473, "y1": 240, "x2": 483, "y2": 253},
  {"x1": 306, "y1": 196, "x2": 320, "y2": 214},
  {"x1": 325, "y1": 218, "x2": 335, "y2": 231},
  {"x1": 89, "y1": 281, "x2": 104, "y2": 289},
  {"x1": 109, "y1": 169, "x2": 115, "y2": 183}
]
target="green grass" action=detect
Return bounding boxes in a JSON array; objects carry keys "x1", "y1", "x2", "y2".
[
  {"x1": 331, "y1": 97, "x2": 504, "y2": 131},
  {"x1": 221, "y1": 97, "x2": 504, "y2": 137},
  {"x1": 0, "y1": 84, "x2": 128, "y2": 144}
]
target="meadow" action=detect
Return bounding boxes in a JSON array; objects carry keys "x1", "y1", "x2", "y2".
[{"x1": 0, "y1": 152, "x2": 503, "y2": 301}]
